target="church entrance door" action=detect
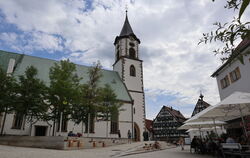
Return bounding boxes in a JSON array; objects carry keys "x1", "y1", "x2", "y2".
[
  {"x1": 134, "y1": 123, "x2": 140, "y2": 141},
  {"x1": 35, "y1": 126, "x2": 47, "y2": 136}
]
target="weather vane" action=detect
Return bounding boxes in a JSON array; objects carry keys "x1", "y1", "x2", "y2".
[{"x1": 125, "y1": 4, "x2": 128, "y2": 13}]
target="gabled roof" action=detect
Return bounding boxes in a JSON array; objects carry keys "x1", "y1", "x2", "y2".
[
  {"x1": 114, "y1": 12, "x2": 140, "y2": 45},
  {"x1": 211, "y1": 38, "x2": 250, "y2": 77},
  {"x1": 153, "y1": 105, "x2": 186, "y2": 123},
  {"x1": 0, "y1": 50, "x2": 132, "y2": 102},
  {"x1": 163, "y1": 106, "x2": 186, "y2": 123},
  {"x1": 191, "y1": 94, "x2": 211, "y2": 117}
]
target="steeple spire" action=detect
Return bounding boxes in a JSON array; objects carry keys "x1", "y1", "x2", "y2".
[
  {"x1": 119, "y1": 10, "x2": 134, "y2": 36},
  {"x1": 114, "y1": 10, "x2": 140, "y2": 45}
]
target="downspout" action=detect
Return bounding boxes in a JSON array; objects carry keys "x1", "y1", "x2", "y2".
[{"x1": 131, "y1": 100, "x2": 134, "y2": 140}]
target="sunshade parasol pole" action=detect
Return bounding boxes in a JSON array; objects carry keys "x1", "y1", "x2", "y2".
[
  {"x1": 199, "y1": 126, "x2": 202, "y2": 138},
  {"x1": 212, "y1": 118, "x2": 218, "y2": 136},
  {"x1": 239, "y1": 107, "x2": 247, "y2": 137}
]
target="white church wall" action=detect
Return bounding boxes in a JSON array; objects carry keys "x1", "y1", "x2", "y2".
[
  {"x1": 123, "y1": 58, "x2": 143, "y2": 91},
  {"x1": 113, "y1": 59, "x2": 123, "y2": 78},
  {"x1": 130, "y1": 92, "x2": 145, "y2": 141},
  {"x1": 119, "y1": 103, "x2": 132, "y2": 122}
]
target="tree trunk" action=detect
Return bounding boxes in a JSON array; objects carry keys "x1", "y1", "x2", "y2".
[
  {"x1": 58, "y1": 112, "x2": 63, "y2": 136},
  {"x1": 52, "y1": 119, "x2": 55, "y2": 136},
  {"x1": 0, "y1": 108, "x2": 8, "y2": 135},
  {"x1": 29, "y1": 116, "x2": 33, "y2": 136},
  {"x1": 81, "y1": 121, "x2": 84, "y2": 134},
  {"x1": 22, "y1": 115, "x2": 26, "y2": 130}
]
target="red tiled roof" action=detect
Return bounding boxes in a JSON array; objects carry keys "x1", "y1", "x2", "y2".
[{"x1": 145, "y1": 119, "x2": 153, "y2": 132}]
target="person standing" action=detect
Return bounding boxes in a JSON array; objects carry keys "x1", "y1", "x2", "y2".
[
  {"x1": 127, "y1": 130, "x2": 132, "y2": 143},
  {"x1": 179, "y1": 136, "x2": 185, "y2": 150}
]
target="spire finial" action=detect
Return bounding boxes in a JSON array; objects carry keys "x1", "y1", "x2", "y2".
[
  {"x1": 199, "y1": 90, "x2": 204, "y2": 100},
  {"x1": 125, "y1": 4, "x2": 128, "y2": 14}
]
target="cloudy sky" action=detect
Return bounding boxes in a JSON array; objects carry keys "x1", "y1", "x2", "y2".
[{"x1": 0, "y1": 0, "x2": 247, "y2": 119}]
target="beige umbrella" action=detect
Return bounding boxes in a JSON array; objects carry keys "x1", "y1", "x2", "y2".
[
  {"x1": 178, "y1": 121, "x2": 226, "y2": 137},
  {"x1": 185, "y1": 92, "x2": 250, "y2": 136}
]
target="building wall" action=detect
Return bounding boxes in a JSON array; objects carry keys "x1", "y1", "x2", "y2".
[
  {"x1": 215, "y1": 50, "x2": 250, "y2": 100},
  {"x1": 0, "y1": 102, "x2": 132, "y2": 138},
  {"x1": 153, "y1": 107, "x2": 187, "y2": 142},
  {"x1": 113, "y1": 37, "x2": 145, "y2": 141}
]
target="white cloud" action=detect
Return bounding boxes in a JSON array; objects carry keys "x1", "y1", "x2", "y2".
[{"x1": 0, "y1": 0, "x2": 244, "y2": 119}]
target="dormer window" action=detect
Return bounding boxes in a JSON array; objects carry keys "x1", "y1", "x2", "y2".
[
  {"x1": 129, "y1": 48, "x2": 136, "y2": 59},
  {"x1": 130, "y1": 65, "x2": 136, "y2": 77}
]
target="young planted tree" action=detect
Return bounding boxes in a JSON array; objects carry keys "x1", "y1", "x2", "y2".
[
  {"x1": 71, "y1": 62, "x2": 102, "y2": 135},
  {"x1": 15, "y1": 66, "x2": 48, "y2": 135},
  {"x1": 199, "y1": 0, "x2": 250, "y2": 63},
  {"x1": 0, "y1": 68, "x2": 17, "y2": 135},
  {"x1": 98, "y1": 84, "x2": 122, "y2": 137},
  {"x1": 48, "y1": 59, "x2": 81, "y2": 136}
]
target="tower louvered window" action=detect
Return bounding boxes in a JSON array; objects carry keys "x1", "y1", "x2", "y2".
[{"x1": 130, "y1": 65, "x2": 136, "y2": 77}]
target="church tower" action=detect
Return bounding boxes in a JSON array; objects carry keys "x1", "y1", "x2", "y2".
[{"x1": 113, "y1": 11, "x2": 145, "y2": 141}]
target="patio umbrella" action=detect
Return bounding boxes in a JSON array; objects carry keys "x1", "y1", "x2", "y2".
[
  {"x1": 186, "y1": 92, "x2": 250, "y2": 136},
  {"x1": 178, "y1": 121, "x2": 226, "y2": 130},
  {"x1": 178, "y1": 121, "x2": 226, "y2": 138}
]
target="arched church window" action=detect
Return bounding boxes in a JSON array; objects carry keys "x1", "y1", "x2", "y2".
[
  {"x1": 129, "y1": 48, "x2": 136, "y2": 59},
  {"x1": 130, "y1": 65, "x2": 136, "y2": 77}
]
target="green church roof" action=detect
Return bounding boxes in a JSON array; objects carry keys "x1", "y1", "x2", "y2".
[{"x1": 0, "y1": 50, "x2": 132, "y2": 103}]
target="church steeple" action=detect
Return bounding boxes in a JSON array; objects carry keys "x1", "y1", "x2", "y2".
[
  {"x1": 113, "y1": 12, "x2": 145, "y2": 141},
  {"x1": 114, "y1": 11, "x2": 140, "y2": 45},
  {"x1": 119, "y1": 11, "x2": 134, "y2": 36}
]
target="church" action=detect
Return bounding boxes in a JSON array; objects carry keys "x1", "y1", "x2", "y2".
[{"x1": 0, "y1": 13, "x2": 146, "y2": 141}]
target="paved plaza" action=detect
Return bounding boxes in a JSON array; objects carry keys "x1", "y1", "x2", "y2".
[{"x1": 0, "y1": 142, "x2": 213, "y2": 158}]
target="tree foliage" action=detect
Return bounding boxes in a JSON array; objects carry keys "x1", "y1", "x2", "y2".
[
  {"x1": 98, "y1": 84, "x2": 122, "y2": 122},
  {"x1": 71, "y1": 62, "x2": 102, "y2": 131},
  {"x1": 15, "y1": 66, "x2": 48, "y2": 124},
  {"x1": 0, "y1": 67, "x2": 17, "y2": 135},
  {"x1": 0, "y1": 68, "x2": 16, "y2": 113},
  {"x1": 48, "y1": 59, "x2": 81, "y2": 132},
  {"x1": 199, "y1": 0, "x2": 250, "y2": 63}
]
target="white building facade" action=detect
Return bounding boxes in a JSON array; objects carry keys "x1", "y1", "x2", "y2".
[
  {"x1": 113, "y1": 13, "x2": 146, "y2": 141},
  {"x1": 212, "y1": 39, "x2": 250, "y2": 100},
  {"x1": 0, "y1": 13, "x2": 145, "y2": 141}
]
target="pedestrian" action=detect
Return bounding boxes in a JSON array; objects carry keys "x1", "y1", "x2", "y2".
[
  {"x1": 179, "y1": 136, "x2": 184, "y2": 150},
  {"x1": 118, "y1": 130, "x2": 121, "y2": 139},
  {"x1": 127, "y1": 130, "x2": 132, "y2": 143}
]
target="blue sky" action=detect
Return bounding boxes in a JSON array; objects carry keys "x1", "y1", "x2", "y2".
[{"x1": 0, "y1": 0, "x2": 248, "y2": 119}]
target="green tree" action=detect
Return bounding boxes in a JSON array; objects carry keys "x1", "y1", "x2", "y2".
[
  {"x1": 15, "y1": 66, "x2": 48, "y2": 135},
  {"x1": 71, "y1": 62, "x2": 102, "y2": 134},
  {"x1": 0, "y1": 68, "x2": 17, "y2": 135},
  {"x1": 199, "y1": 0, "x2": 250, "y2": 63},
  {"x1": 98, "y1": 84, "x2": 122, "y2": 137},
  {"x1": 48, "y1": 59, "x2": 81, "y2": 136}
]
